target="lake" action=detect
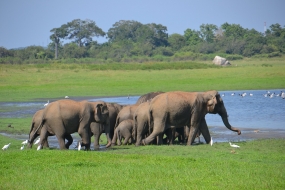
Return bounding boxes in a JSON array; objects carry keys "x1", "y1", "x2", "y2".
[{"x1": 0, "y1": 89, "x2": 284, "y2": 149}]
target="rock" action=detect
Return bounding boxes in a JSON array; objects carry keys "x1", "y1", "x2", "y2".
[{"x1": 213, "y1": 56, "x2": 231, "y2": 66}]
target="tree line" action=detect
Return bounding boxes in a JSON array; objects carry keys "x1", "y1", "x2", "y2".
[{"x1": 1, "y1": 19, "x2": 285, "y2": 64}]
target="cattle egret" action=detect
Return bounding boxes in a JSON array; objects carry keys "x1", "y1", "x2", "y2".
[
  {"x1": 281, "y1": 92, "x2": 285, "y2": 99},
  {"x1": 21, "y1": 140, "x2": 28, "y2": 145},
  {"x1": 229, "y1": 142, "x2": 240, "y2": 148},
  {"x1": 37, "y1": 145, "x2": 42, "y2": 151},
  {"x1": 210, "y1": 137, "x2": 213, "y2": 146},
  {"x1": 2, "y1": 143, "x2": 11, "y2": 150},
  {"x1": 34, "y1": 138, "x2": 40, "y2": 145},
  {"x1": 44, "y1": 100, "x2": 49, "y2": 107},
  {"x1": 78, "y1": 142, "x2": 81, "y2": 151},
  {"x1": 20, "y1": 145, "x2": 25, "y2": 150}
]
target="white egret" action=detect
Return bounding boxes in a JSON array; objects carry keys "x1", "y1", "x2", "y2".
[
  {"x1": 65, "y1": 96, "x2": 69, "y2": 99},
  {"x1": 34, "y1": 138, "x2": 40, "y2": 145},
  {"x1": 37, "y1": 145, "x2": 42, "y2": 151},
  {"x1": 20, "y1": 145, "x2": 25, "y2": 150},
  {"x1": 2, "y1": 143, "x2": 11, "y2": 150},
  {"x1": 229, "y1": 142, "x2": 240, "y2": 148},
  {"x1": 281, "y1": 92, "x2": 285, "y2": 99},
  {"x1": 21, "y1": 140, "x2": 28, "y2": 145},
  {"x1": 210, "y1": 137, "x2": 213, "y2": 146},
  {"x1": 78, "y1": 142, "x2": 81, "y2": 151},
  {"x1": 44, "y1": 100, "x2": 49, "y2": 107}
]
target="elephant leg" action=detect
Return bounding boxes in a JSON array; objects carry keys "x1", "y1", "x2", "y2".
[
  {"x1": 123, "y1": 136, "x2": 130, "y2": 145},
  {"x1": 78, "y1": 124, "x2": 91, "y2": 150},
  {"x1": 43, "y1": 137, "x2": 49, "y2": 148},
  {"x1": 117, "y1": 132, "x2": 122, "y2": 146},
  {"x1": 38, "y1": 127, "x2": 49, "y2": 150},
  {"x1": 91, "y1": 123, "x2": 103, "y2": 150},
  {"x1": 157, "y1": 133, "x2": 163, "y2": 145},
  {"x1": 64, "y1": 134, "x2": 73, "y2": 149},
  {"x1": 187, "y1": 124, "x2": 199, "y2": 146},
  {"x1": 143, "y1": 120, "x2": 165, "y2": 145},
  {"x1": 55, "y1": 133, "x2": 68, "y2": 150},
  {"x1": 199, "y1": 118, "x2": 211, "y2": 144}
]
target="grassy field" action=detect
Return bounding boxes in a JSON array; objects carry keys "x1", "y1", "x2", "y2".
[
  {"x1": 0, "y1": 57, "x2": 285, "y2": 189},
  {"x1": 0, "y1": 135, "x2": 284, "y2": 189},
  {"x1": 0, "y1": 58, "x2": 285, "y2": 102}
]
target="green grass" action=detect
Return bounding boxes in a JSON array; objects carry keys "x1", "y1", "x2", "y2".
[
  {"x1": 0, "y1": 135, "x2": 284, "y2": 189},
  {"x1": 0, "y1": 58, "x2": 285, "y2": 102}
]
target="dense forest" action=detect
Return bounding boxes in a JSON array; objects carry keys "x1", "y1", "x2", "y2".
[{"x1": 1, "y1": 19, "x2": 285, "y2": 64}]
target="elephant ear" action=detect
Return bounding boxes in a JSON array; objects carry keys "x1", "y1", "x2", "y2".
[
  {"x1": 204, "y1": 90, "x2": 218, "y2": 113},
  {"x1": 97, "y1": 103, "x2": 109, "y2": 115}
]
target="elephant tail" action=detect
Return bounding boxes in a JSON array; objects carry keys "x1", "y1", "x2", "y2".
[
  {"x1": 133, "y1": 115, "x2": 138, "y2": 142},
  {"x1": 29, "y1": 119, "x2": 44, "y2": 145}
]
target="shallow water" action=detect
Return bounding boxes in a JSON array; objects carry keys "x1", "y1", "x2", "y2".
[{"x1": 0, "y1": 89, "x2": 284, "y2": 149}]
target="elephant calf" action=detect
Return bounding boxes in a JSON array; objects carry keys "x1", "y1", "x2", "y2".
[{"x1": 111, "y1": 119, "x2": 135, "y2": 146}]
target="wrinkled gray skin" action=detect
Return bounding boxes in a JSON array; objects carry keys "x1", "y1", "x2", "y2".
[
  {"x1": 135, "y1": 91, "x2": 164, "y2": 104},
  {"x1": 29, "y1": 99, "x2": 109, "y2": 150},
  {"x1": 111, "y1": 119, "x2": 135, "y2": 146},
  {"x1": 165, "y1": 126, "x2": 201, "y2": 145},
  {"x1": 143, "y1": 90, "x2": 241, "y2": 146},
  {"x1": 90, "y1": 103, "x2": 124, "y2": 149},
  {"x1": 28, "y1": 109, "x2": 73, "y2": 149},
  {"x1": 114, "y1": 104, "x2": 139, "y2": 129}
]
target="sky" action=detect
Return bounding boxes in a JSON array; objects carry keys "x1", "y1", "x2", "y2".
[{"x1": 0, "y1": 0, "x2": 284, "y2": 49}]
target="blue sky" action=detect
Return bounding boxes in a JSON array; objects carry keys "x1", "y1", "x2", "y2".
[{"x1": 1, "y1": 0, "x2": 284, "y2": 49}]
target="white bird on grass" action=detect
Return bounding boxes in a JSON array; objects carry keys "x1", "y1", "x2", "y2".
[
  {"x1": 2, "y1": 143, "x2": 11, "y2": 150},
  {"x1": 78, "y1": 142, "x2": 81, "y2": 151},
  {"x1": 44, "y1": 100, "x2": 49, "y2": 107},
  {"x1": 229, "y1": 142, "x2": 240, "y2": 148},
  {"x1": 34, "y1": 138, "x2": 40, "y2": 145},
  {"x1": 20, "y1": 145, "x2": 25, "y2": 150},
  {"x1": 21, "y1": 140, "x2": 28, "y2": 145},
  {"x1": 37, "y1": 145, "x2": 42, "y2": 151},
  {"x1": 65, "y1": 96, "x2": 69, "y2": 99},
  {"x1": 210, "y1": 137, "x2": 213, "y2": 146}
]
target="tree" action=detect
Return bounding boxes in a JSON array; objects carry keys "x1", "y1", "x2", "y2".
[
  {"x1": 66, "y1": 19, "x2": 105, "y2": 47},
  {"x1": 199, "y1": 24, "x2": 218, "y2": 43},
  {"x1": 107, "y1": 20, "x2": 143, "y2": 43},
  {"x1": 168, "y1": 33, "x2": 185, "y2": 51},
  {"x1": 50, "y1": 24, "x2": 68, "y2": 59},
  {"x1": 184, "y1": 28, "x2": 202, "y2": 46},
  {"x1": 221, "y1": 23, "x2": 246, "y2": 40}
]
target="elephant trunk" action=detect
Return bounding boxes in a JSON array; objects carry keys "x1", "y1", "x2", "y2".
[{"x1": 221, "y1": 115, "x2": 241, "y2": 135}]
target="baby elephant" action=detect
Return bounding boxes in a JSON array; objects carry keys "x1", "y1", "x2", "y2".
[{"x1": 111, "y1": 119, "x2": 135, "y2": 146}]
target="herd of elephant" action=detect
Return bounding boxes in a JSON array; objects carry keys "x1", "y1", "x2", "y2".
[{"x1": 27, "y1": 90, "x2": 241, "y2": 150}]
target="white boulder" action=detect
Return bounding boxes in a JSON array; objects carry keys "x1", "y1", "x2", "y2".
[{"x1": 213, "y1": 56, "x2": 231, "y2": 66}]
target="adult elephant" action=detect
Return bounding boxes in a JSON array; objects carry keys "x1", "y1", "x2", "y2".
[
  {"x1": 90, "y1": 103, "x2": 124, "y2": 149},
  {"x1": 111, "y1": 119, "x2": 135, "y2": 146},
  {"x1": 142, "y1": 90, "x2": 241, "y2": 146},
  {"x1": 29, "y1": 99, "x2": 109, "y2": 150},
  {"x1": 27, "y1": 109, "x2": 73, "y2": 149},
  {"x1": 135, "y1": 91, "x2": 164, "y2": 104}
]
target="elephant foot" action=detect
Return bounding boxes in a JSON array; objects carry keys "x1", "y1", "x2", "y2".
[
  {"x1": 142, "y1": 139, "x2": 146, "y2": 146},
  {"x1": 111, "y1": 143, "x2": 116, "y2": 147},
  {"x1": 105, "y1": 142, "x2": 112, "y2": 148}
]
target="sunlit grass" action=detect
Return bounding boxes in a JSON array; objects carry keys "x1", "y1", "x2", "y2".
[
  {"x1": 0, "y1": 59, "x2": 285, "y2": 102},
  {"x1": 0, "y1": 134, "x2": 284, "y2": 189}
]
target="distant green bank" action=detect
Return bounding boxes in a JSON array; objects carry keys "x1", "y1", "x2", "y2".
[{"x1": 0, "y1": 58, "x2": 285, "y2": 102}]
